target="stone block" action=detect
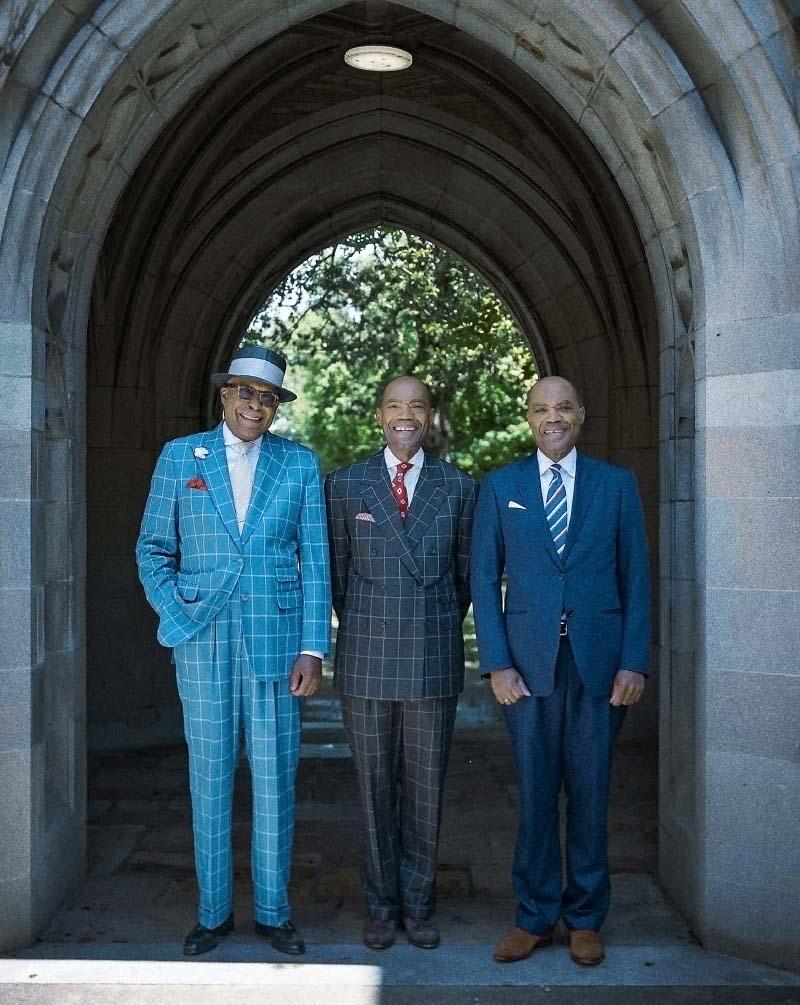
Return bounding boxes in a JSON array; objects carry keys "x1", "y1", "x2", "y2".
[
  {"x1": 658, "y1": 391, "x2": 674, "y2": 442},
  {"x1": 662, "y1": 649, "x2": 696, "y2": 824},
  {"x1": 0, "y1": 668, "x2": 31, "y2": 752},
  {"x1": 670, "y1": 578, "x2": 695, "y2": 654},
  {"x1": 672, "y1": 500, "x2": 694, "y2": 580},
  {"x1": 658, "y1": 816, "x2": 697, "y2": 927},
  {"x1": 45, "y1": 502, "x2": 70, "y2": 581},
  {"x1": 701, "y1": 750, "x2": 800, "y2": 971},
  {"x1": 674, "y1": 433, "x2": 694, "y2": 501},
  {"x1": 612, "y1": 18, "x2": 693, "y2": 118},
  {"x1": 44, "y1": 438, "x2": 71, "y2": 503},
  {"x1": 0, "y1": 500, "x2": 32, "y2": 581},
  {"x1": 706, "y1": 425, "x2": 799, "y2": 499},
  {"x1": 0, "y1": 748, "x2": 31, "y2": 878},
  {"x1": 44, "y1": 579, "x2": 72, "y2": 655},
  {"x1": 0, "y1": 876, "x2": 32, "y2": 951},
  {"x1": 701, "y1": 369, "x2": 798, "y2": 429},
  {"x1": 699, "y1": 875, "x2": 800, "y2": 972},
  {"x1": 704, "y1": 671, "x2": 800, "y2": 762},
  {"x1": 706, "y1": 586, "x2": 799, "y2": 677},
  {"x1": 0, "y1": 429, "x2": 32, "y2": 501},
  {"x1": 704, "y1": 313, "x2": 800, "y2": 377},
  {"x1": 0, "y1": 589, "x2": 32, "y2": 670},
  {"x1": 705, "y1": 497, "x2": 800, "y2": 591},
  {"x1": 0, "y1": 375, "x2": 33, "y2": 431}
]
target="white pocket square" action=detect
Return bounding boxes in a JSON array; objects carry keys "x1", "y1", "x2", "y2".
[
  {"x1": 355, "y1": 511, "x2": 376, "y2": 522},
  {"x1": 508, "y1": 500, "x2": 526, "y2": 510}
]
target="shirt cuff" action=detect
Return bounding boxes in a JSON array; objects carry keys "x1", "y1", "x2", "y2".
[{"x1": 300, "y1": 650, "x2": 324, "y2": 660}]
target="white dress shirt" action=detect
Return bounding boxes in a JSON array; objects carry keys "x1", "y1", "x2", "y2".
[
  {"x1": 384, "y1": 445, "x2": 425, "y2": 504},
  {"x1": 537, "y1": 447, "x2": 577, "y2": 527},
  {"x1": 223, "y1": 420, "x2": 262, "y2": 481},
  {"x1": 223, "y1": 422, "x2": 321, "y2": 662}
]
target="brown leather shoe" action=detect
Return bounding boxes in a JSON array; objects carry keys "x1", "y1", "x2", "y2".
[
  {"x1": 362, "y1": 918, "x2": 397, "y2": 950},
  {"x1": 493, "y1": 927, "x2": 553, "y2": 963},
  {"x1": 402, "y1": 916, "x2": 440, "y2": 949},
  {"x1": 569, "y1": 929, "x2": 604, "y2": 965}
]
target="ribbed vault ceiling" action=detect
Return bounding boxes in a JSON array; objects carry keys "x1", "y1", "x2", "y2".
[{"x1": 91, "y1": 2, "x2": 657, "y2": 453}]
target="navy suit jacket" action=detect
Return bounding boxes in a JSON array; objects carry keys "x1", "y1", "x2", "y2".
[{"x1": 470, "y1": 451, "x2": 650, "y2": 698}]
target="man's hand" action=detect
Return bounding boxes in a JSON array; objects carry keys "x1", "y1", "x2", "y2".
[
  {"x1": 290, "y1": 654, "x2": 322, "y2": 697},
  {"x1": 490, "y1": 668, "x2": 531, "y2": 706},
  {"x1": 610, "y1": 669, "x2": 645, "y2": 707}
]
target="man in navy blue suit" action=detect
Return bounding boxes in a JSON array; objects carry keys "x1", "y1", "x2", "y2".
[{"x1": 470, "y1": 376, "x2": 650, "y2": 967}]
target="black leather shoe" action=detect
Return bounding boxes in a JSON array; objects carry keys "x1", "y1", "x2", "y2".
[
  {"x1": 183, "y1": 913, "x2": 234, "y2": 956},
  {"x1": 402, "y1": 916, "x2": 440, "y2": 949},
  {"x1": 362, "y1": 917, "x2": 397, "y2": 950},
  {"x1": 254, "y1": 920, "x2": 305, "y2": 956}
]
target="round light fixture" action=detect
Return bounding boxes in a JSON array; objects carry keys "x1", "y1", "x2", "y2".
[{"x1": 344, "y1": 45, "x2": 413, "y2": 72}]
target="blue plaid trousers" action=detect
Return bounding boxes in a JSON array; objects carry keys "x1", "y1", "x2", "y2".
[{"x1": 174, "y1": 596, "x2": 301, "y2": 929}]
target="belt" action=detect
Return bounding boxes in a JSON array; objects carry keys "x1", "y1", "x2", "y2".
[{"x1": 559, "y1": 620, "x2": 568, "y2": 637}]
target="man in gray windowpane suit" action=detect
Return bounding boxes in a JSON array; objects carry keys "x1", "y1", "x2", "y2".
[{"x1": 325, "y1": 376, "x2": 477, "y2": 951}]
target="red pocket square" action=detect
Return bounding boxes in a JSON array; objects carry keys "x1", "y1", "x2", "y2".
[
  {"x1": 355, "y1": 511, "x2": 376, "y2": 522},
  {"x1": 187, "y1": 477, "x2": 208, "y2": 490}
]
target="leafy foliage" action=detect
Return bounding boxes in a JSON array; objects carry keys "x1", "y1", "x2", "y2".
[{"x1": 243, "y1": 228, "x2": 537, "y2": 476}]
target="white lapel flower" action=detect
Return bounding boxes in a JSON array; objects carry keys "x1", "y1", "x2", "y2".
[{"x1": 194, "y1": 446, "x2": 209, "y2": 459}]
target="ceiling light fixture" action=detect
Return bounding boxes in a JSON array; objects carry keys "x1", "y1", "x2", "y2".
[{"x1": 344, "y1": 45, "x2": 413, "y2": 72}]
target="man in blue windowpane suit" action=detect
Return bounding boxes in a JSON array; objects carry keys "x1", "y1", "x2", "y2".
[{"x1": 136, "y1": 346, "x2": 331, "y2": 957}]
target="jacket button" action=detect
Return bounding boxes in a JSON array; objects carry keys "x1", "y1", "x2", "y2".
[
  {"x1": 558, "y1": 574, "x2": 565, "y2": 581},
  {"x1": 416, "y1": 584, "x2": 423, "y2": 591},
  {"x1": 241, "y1": 593, "x2": 249, "y2": 602},
  {"x1": 566, "y1": 609, "x2": 574, "y2": 617},
  {"x1": 371, "y1": 548, "x2": 377, "y2": 556}
]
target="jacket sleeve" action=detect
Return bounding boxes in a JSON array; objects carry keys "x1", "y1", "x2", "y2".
[
  {"x1": 324, "y1": 472, "x2": 351, "y2": 621},
  {"x1": 618, "y1": 468, "x2": 652, "y2": 674},
  {"x1": 297, "y1": 452, "x2": 332, "y2": 655},
  {"x1": 469, "y1": 475, "x2": 515, "y2": 673},
  {"x1": 135, "y1": 442, "x2": 199, "y2": 647}
]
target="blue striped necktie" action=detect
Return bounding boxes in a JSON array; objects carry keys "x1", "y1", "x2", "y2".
[{"x1": 545, "y1": 463, "x2": 568, "y2": 555}]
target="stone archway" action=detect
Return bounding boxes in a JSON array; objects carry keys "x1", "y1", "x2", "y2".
[{"x1": 1, "y1": 0, "x2": 798, "y2": 971}]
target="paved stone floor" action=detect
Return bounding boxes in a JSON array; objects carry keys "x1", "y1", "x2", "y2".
[
  {"x1": 4, "y1": 676, "x2": 799, "y2": 1002},
  {"x1": 24, "y1": 679, "x2": 672, "y2": 952}
]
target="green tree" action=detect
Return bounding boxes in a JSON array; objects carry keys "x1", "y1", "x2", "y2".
[{"x1": 244, "y1": 228, "x2": 537, "y2": 476}]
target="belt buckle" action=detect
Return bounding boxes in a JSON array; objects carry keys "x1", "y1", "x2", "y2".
[{"x1": 559, "y1": 621, "x2": 568, "y2": 637}]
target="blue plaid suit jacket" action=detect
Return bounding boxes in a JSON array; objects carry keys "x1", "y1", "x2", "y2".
[
  {"x1": 136, "y1": 423, "x2": 331, "y2": 679},
  {"x1": 325, "y1": 450, "x2": 477, "y2": 700}
]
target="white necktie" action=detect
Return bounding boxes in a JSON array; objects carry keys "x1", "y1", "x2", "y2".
[{"x1": 231, "y1": 441, "x2": 255, "y2": 531}]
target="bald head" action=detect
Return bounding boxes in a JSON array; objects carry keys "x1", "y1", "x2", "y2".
[
  {"x1": 526, "y1": 376, "x2": 585, "y2": 462},
  {"x1": 526, "y1": 376, "x2": 582, "y2": 409},
  {"x1": 376, "y1": 374, "x2": 433, "y2": 463}
]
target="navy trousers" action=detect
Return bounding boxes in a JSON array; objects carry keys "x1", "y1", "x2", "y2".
[{"x1": 504, "y1": 637, "x2": 625, "y2": 934}]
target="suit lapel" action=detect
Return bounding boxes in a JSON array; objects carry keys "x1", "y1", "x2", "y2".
[
  {"x1": 241, "y1": 432, "x2": 288, "y2": 546},
  {"x1": 561, "y1": 451, "x2": 599, "y2": 563},
  {"x1": 361, "y1": 452, "x2": 423, "y2": 581},
  {"x1": 405, "y1": 456, "x2": 447, "y2": 546},
  {"x1": 512, "y1": 453, "x2": 562, "y2": 568},
  {"x1": 199, "y1": 425, "x2": 241, "y2": 547}
]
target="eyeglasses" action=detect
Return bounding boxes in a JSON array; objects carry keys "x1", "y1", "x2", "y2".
[{"x1": 223, "y1": 383, "x2": 280, "y2": 408}]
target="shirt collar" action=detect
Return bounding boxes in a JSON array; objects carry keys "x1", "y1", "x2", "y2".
[
  {"x1": 384, "y1": 445, "x2": 425, "y2": 471},
  {"x1": 537, "y1": 447, "x2": 577, "y2": 479},
  {"x1": 223, "y1": 421, "x2": 262, "y2": 450}
]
